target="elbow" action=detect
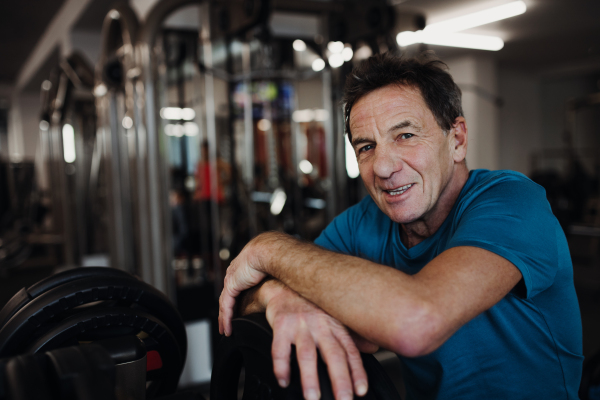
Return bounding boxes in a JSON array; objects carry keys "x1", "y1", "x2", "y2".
[{"x1": 386, "y1": 301, "x2": 447, "y2": 358}]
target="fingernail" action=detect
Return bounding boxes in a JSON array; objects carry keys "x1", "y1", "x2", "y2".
[
  {"x1": 305, "y1": 389, "x2": 320, "y2": 400},
  {"x1": 356, "y1": 382, "x2": 368, "y2": 396},
  {"x1": 224, "y1": 328, "x2": 230, "y2": 337},
  {"x1": 278, "y1": 379, "x2": 288, "y2": 388},
  {"x1": 340, "y1": 391, "x2": 353, "y2": 400}
]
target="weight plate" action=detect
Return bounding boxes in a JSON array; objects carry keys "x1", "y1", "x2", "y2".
[
  {"x1": 211, "y1": 313, "x2": 402, "y2": 400},
  {"x1": 0, "y1": 275, "x2": 187, "y2": 361},
  {"x1": 25, "y1": 306, "x2": 183, "y2": 398}
]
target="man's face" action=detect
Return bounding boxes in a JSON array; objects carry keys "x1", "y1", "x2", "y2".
[{"x1": 349, "y1": 84, "x2": 465, "y2": 225}]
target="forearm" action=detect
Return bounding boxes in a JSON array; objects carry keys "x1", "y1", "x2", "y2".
[
  {"x1": 225, "y1": 232, "x2": 521, "y2": 357},
  {"x1": 250, "y1": 232, "x2": 426, "y2": 354}
]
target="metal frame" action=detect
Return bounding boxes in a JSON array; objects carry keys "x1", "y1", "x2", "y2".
[{"x1": 96, "y1": 3, "x2": 142, "y2": 277}]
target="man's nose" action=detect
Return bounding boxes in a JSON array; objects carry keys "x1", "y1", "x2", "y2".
[{"x1": 372, "y1": 145, "x2": 403, "y2": 179}]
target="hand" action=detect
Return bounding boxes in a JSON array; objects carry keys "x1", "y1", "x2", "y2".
[
  {"x1": 219, "y1": 235, "x2": 270, "y2": 336},
  {"x1": 265, "y1": 283, "x2": 372, "y2": 400}
]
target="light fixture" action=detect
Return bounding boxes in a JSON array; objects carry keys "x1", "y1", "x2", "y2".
[
  {"x1": 397, "y1": 31, "x2": 504, "y2": 51},
  {"x1": 328, "y1": 53, "x2": 344, "y2": 68},
  {"x1": 314, "y1": 109, "x2": 329, "y2": 122},
  {"x1": 94, "y1": 84, "x2": 107, "y2": 97},
  {"x1": 397, "y1": 0, "x2": 526, "y2": 51},
  {"x1": 122, "y1": 116, "x2": 133, "y2": 129},
  {"x1": 292, "y1": 109, "x2": 329, "y2": 123},
  {"x1": 327, "y1": 41, "x2": 345, "y2": 54},
  {"x1": 62, "y1": 124, "x2": 76, "y2": 163},
  {"x1": 293, "y1": 40, "x2": 307, "y2": 51},
  {"x1": 345, "y1": 136, "x2": 359, "y2": 179},
  {"x1": 312, "y1": 58, "x2": 325, "y2": 72},
  {"x1": 342, "y1": 47, "x2": 353, "y2": 62},
  {"x1": 424, "y1": 1, "x2": 527, "y2": 34},
  {"x1": 165, "y1": 124, "x2": 184, "y2": 137},
  {"x1": 257, "y1": 119, "x2": 271, "y2": 131},
  {"x1": 160, "y1": 107, "x2": 196, "y2": 120},
  {"x1": 270, "y1": 188, "x2": 287, "y2": 215},
  {"x1": 299, "y1": 160, "x2": 313, "y2": 174},
  {"x1": 292, "y1": 109, "x2": 315, "y2": 122},
  {"x1": 354, "y1": 45, "x2": 372, "y2": 61},
  {"x1": 183, "y1": 122, "x2": 199, "y2": 136}
]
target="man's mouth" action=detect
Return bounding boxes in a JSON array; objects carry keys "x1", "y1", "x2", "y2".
[{"x1": 385, "y1": 183, "x2": 414, "y2": 196}]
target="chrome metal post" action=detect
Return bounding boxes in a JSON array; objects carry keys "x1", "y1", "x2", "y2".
[
  {"x1": 200, "y1": 1, "x2": 223, "y2": 292},
  {"x1": 242, "y1": 42, "x2": 257, "y2": 238}
]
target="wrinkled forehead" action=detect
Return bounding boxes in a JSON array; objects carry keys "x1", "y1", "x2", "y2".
[{"x1": 348, "y1": 84, "x2": 430, "y2": 130}]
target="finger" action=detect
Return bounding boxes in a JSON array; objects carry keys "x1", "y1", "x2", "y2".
[
  {"x1": 271, "y1": 325, "x2": 293, "y2": 388},
  {"x1": 218, "y1": 293, "x2": 224, "y2": 335},
  {"x1": 295, "y1": 327, "x2": 321, "y2": 400},
  {"x1": 317, "y1": 332, "x2": 354, "y2": 400},
  {"x1": 334, "y1": 329, "x2": 369, "y2": 397},
  {"x1": 219, "y1": 277, "x2": 239, "y2": 336}
]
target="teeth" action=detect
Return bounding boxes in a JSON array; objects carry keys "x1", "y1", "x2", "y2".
[{"x1": 387, "y1": 183, "x2": 413, "y2": 195}]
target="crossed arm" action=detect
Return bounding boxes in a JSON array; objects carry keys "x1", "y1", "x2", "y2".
[{"x1": 219, "y1": 231, "x2": 522, "y2": 399}]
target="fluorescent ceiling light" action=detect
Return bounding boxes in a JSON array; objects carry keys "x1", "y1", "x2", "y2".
[
  {"x1": 397, "y1": 31, "x2": 504, "y2": 51},
  {"x1": 62, "y1": 124, "x2": 76, "y2": 163},
  {"x1": 160, "y1": 107, "x2": 196, "y2": 120},
  {"x1": 425, "y1": 1, "x2": 527, "y2": 34}
]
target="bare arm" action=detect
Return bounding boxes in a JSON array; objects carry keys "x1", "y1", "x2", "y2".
[{"x1": 220, "y1": 231, "x2": 522, "y2": 357}]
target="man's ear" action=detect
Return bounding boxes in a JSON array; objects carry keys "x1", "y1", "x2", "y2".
[{"x1": 450, "y1": 116, "x2": 468, "y2": 163}]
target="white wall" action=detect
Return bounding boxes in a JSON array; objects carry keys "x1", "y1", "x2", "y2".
[
  {"x1": 497, "y1": 70, "x2": 542, "y2": 175},
  {"x1": 446, "y1": 55, "x2": 500, "y2": 171},
  {"x1": 7, "y1": 93, "x2": 40, "y2": 162}
]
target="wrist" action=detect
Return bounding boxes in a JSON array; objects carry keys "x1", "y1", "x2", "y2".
[
  {"x1": 258, "y1": 279, "x2": 287, "y2": 309},
  {"x1": 250, "y1": 231, "x2": 297, "y2": 279}
]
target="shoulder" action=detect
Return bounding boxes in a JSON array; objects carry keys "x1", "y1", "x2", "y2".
[
  {"x1": 459, "y1": 169, "x2": 547, "y2": 210},
  {"x1": 315, "y1": 195, "x2": 390, "y2": 254}
]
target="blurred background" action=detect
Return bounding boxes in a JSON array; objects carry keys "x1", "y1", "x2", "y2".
[{"x1": 0, "y1": 0, "x2": 599, "y2": 394}]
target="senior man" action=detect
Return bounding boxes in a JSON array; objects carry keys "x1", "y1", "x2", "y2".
[{"x1": 218, "y1": 53, "x2": 583, "y2": 400}]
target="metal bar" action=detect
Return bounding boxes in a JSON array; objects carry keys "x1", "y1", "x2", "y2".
[
  {"x1": 321, "y1": 69, "x2": 336, "y2": 222},
  {"x1": 242, "y1": 42, "x2": 257, "y2": 238},
  {"x1": 290, "y1": 82, "x2": 303, "y2": 236},
  {"x1": 200, "y1": 1, "x2": 223, "y2": 293},
  {"x1": 108, "y1": 92, "x2": 128, "y2": 271}
]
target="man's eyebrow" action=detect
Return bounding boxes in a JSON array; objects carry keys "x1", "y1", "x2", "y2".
[
  {"x1": 351, "y1": 137, "x2": 372, "y2": 148},
  {"x1": 388, "y1": 120, "x2": 420, "y2": 133}
]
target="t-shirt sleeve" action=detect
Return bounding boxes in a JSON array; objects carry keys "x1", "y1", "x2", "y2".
[
  {"x1": 314, "y1": 203, "x2": 362, "y2": 255},
  {"x1": 447, "y1": 176, "x2": 559, "y2": 299}
]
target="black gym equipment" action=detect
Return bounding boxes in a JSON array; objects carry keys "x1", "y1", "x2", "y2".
[
  {"x1": 0, "y1": 268, "x2": 402, "y2": 400},
  {"x1": 211, "y1": 313, "x2": 402, "y2": 400},
  {"x1": 0, "y1": 267, "x2": 187, "y2": 398}
]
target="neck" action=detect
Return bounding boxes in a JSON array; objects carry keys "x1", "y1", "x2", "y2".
[{"x1": 400, "y1": 164, "x2": 469, "y2": 249}]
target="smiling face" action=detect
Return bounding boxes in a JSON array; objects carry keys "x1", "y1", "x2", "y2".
[{"x1": 349, "y1": 84, "x2": 468, "y2": 231}]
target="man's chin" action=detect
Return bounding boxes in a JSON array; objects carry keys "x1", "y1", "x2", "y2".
[{"x1": 384, "y1": 209, "x2": 422, "y2": 225}]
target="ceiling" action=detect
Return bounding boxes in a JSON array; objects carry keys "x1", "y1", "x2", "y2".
[
  {"x1": 395, "y1": 0, "x2": 600, "y2": 72},
  {"x1": 0, "y1": 0, "x2": 599, "y2": 89}
]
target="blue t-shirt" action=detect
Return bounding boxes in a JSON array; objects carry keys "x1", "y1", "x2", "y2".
[{"x1": 315, "y1": 169, "x2": 583, "y2": 399}]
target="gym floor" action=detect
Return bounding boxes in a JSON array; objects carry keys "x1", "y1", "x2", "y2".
[{"x1": 0, "y1": 233, "x2": 598, "y2": 399}]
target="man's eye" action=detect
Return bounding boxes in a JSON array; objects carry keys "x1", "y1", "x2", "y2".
[
  {"x1": 358, "y1": 145, "x2": 374, "y2": 153},
  {"x1": 400, "y1": 133, "x2": 414, "y2": 139}
]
